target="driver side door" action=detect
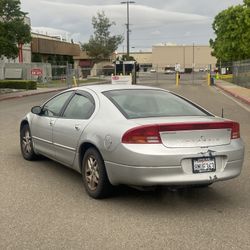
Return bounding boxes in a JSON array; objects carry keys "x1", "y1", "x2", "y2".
[{"x1": 31, "y1": 91, "x2": 74, "y2": 158}]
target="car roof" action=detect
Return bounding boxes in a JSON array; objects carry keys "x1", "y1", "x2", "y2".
[{"x1": 73, "y1": 84, "x2": 169, "y2": 94}]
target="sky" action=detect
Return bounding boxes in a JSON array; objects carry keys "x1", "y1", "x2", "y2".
[{"x1": 20, "y1": 0, "x2": 243, "y2": 52}]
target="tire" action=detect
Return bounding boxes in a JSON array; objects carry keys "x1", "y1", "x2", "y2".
[
  {"x1": 192, "y1": 183, "x2": 212, "y2": 188},
  {"x1": 20, "y1": 124, "x2": 37, "y2": 160},
  {"x1": 82, "y1": 148, "x2": 113, "y2": 199}
]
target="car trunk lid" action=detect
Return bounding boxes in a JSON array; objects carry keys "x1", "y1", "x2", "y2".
[{"x1": 127, "y1": 116, "x2": 238, "y2": 147}]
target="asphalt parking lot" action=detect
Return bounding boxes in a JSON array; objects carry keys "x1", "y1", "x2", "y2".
[{"x1": 0, "y1": 78, "x2": 249, "y2": 249}]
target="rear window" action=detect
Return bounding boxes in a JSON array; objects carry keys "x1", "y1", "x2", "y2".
[{"x1": 103, "y1": 89, "x2": 211, "y2": 119}]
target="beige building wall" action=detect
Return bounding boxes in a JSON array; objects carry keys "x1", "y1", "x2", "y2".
[
  {"x1": 152, "y1": 45, "x2": 216, "y2": 71},
  {"x1": 117, "y1": 52, "x2": 152, "y2": 65},
  {"x1": 130, "y1": 52, "x2": 152, "y2": 65}
]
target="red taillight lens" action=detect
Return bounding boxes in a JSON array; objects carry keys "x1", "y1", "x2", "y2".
[
  {"x1": 122, "y1": 121, "x2": 240, "y2": 144},
  {"x1": 158, "y1": 121, "x2": 240, "y2": 140},
  {"x1": 231, "y1": 122, "x2": 240, "y2": 139},
  {"x1": 122, "y1": 125, "x2": 161, "y2": 144}
]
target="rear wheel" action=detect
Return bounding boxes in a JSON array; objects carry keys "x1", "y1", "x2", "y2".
[
  {"x1": 20, "y1": 124, "x2": 37, "y2": 160},
  {"x1": 82, "y1": 148, "x2": 113, "y2": 199}
]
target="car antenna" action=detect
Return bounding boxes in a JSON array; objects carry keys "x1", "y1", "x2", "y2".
[{"x1": 221, "y1": 107, "x2": 224, "y2": 118}]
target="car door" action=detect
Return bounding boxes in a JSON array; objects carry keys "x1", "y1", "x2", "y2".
[
  {"x1": 52, "y1": 91, "x2": 95, "y2": 166},
  {"x1": 31, "y1": 91, "x2": 74, "y2": 158}
]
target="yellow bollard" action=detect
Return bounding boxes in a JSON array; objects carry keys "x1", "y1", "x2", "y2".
[
  {"x1": 176, "y1": 72, "x2": 179, "y2": 86},
  {"x1": 207, "y1": 73, "x2": 211, "y2": 86},
  {"x1": 73, "y1": 76, "x2": 77, "y2": 87}
]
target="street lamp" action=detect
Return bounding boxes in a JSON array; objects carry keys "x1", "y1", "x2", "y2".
[{"x1": 121, "y1": 1, "x2": 135, "y2": 58}]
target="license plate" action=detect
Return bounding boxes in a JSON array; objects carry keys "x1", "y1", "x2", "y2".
[{"x1": 192, "y1": 157, "x2": 216, "y2": 173}]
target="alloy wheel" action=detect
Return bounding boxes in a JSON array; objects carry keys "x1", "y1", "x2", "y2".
[
  {"x1": 22, "y1": 129, "x2": 32, "y2": 155},
  {"x1": 85, "y1": 155, "x2": 100, "y2": 191}
]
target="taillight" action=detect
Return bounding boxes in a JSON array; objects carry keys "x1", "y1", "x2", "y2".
[
  {"x1": 158, "y1": 121, "x2": 240, "y2": 140},
  {"x1": 122, "y1": 121, "x2": 240, "y2": 144},
  {"x1": 231, "y1": 122, "x2": 240, "y2": 139},
  {"x1": 122, "y1": 125, "x2": 161, "y2": 144}
]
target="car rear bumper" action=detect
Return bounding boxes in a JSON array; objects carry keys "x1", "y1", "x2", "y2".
[
  {"x1": 104, "y1": 138, "x2": 244, "y2": 186},
  {"x1": 105, "y1": 158, "x2": 244, "y2": 186}
]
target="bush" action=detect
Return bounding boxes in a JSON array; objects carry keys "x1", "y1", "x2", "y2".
[{"x1": 0, "y1": 80, "x2": 37, "y2": 90}]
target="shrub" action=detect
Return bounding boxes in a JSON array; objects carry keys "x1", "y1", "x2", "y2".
[{"x1": 0, "y1": 80, "x2": 37, "y2": 90}]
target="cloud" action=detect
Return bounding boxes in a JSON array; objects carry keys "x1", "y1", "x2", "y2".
[
  {"x1": 24, "y1": 1, "x2": 209, "y2": 42},
  {"x1": 151, "y1": 30, "x2": 161, "y2": 35},
  {"x1": 20, "y1": 0, "x2": 242, "y2": 50}
]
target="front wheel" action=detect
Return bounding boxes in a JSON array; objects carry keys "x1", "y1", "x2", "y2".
[
  {"x1": 82, "y1": 148, "x2": 113, "y2": 199},
  {"x1": 20, "y1": 124, "x2": 37, "y2": 160}
]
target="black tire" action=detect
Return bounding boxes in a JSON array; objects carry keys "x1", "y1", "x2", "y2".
[
  {"x1": 192, "y1": 183, "x2": 212, "y2": 188},
  {"x1": 82, "y1": 148, "x2": 113, "y2": 199},
  {"x1": 20, "y1": 124, "x2": 37, "y2": 160}
]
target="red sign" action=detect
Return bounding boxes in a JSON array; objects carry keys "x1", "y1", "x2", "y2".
[
  {"x1": 112, "y1": 76, "x2": 120, "y2": 80},
  {"x1": 31, "y1": 68, "x2": 43, "y2": 76}
]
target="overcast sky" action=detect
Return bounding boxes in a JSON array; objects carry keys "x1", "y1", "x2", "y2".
[{"x1": 20, "y1": 0, "x2": 243, "y2": 52}]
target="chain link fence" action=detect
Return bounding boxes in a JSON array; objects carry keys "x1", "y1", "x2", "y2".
[
  {"x1": 233, "y1": 59, "x2": 250, "y2": 88},
  {"x1": 0, "y1": 63, "x2": 112, "y2": 88},
  {"x1": 1, "y1": 60, "x2": 249, "y2": 88},
  {"x1": 137, "y1": 64, "x2": 213, "y2": 85}
]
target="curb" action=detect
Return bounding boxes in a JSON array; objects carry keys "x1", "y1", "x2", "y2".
[
  {"x1": 0, "y1": 88, "x2": 67, "y2": 102},
  {"x1": 215, "y1": 83, "x2": 250, "y2": 106}
]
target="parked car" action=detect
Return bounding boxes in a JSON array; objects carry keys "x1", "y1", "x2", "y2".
[
  {"x1": 164, "y1": 69, "x2": 175, "y2": 74},
  {"x1": 20, "y1": 84, "x2": 245, "y2": 199},
  {"x1": 150, "y1": 68, "x2": 156, "y2": 73}
]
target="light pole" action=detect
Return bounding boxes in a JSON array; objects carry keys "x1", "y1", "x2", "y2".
[{"x1": 121, "y1": 1, "x2": 135, "y2": 58}]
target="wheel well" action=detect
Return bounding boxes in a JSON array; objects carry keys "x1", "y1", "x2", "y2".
[
  {"x1": 20, "y1": 120, "x2": 29, "y2": 132},
  {"x1": 79, "y1": 142, "x2": 103, "y2": 173}
]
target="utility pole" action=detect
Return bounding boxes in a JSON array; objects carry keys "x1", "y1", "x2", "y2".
[
  {"x1": 121, "y1": 1, "x2": 135, "y2": 58},
  {"x1": 192, "y1": 42, "x2": 195, "y2": 84}
]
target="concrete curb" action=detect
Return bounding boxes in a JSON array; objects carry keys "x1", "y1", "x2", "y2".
[
  {"x1": 0, "y1": 88, "x2": 68, "y2": 102},
  {"x1": 215, "y1": 83, "x2": 250, "y2": 106}
]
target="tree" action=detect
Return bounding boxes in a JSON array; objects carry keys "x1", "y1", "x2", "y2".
[
  {"x1": 82, "y1": 11, "x2": 123, "y2": 62},
  {"x1": 0, "y1": 0, "x2": 31, "y2": 59},
  {"x1": 210, "y1": 0, "x2": 250, "y2": 62}
]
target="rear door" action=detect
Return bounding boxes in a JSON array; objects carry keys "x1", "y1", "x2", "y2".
[{"x1": 52, "y1": 91, "x2": 95, "y2": 166}]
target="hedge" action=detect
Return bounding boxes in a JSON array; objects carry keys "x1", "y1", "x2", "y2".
[{"x1": 0, "y1": 80, "x2": 37, "y2": 90}]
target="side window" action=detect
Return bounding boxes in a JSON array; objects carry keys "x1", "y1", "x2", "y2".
[
  {"x1": 62, "y1": 94, "x2": 95, "y2": 119},
  {"x1": 42, "y1": 91, "x2": 73, "y2": 117}
]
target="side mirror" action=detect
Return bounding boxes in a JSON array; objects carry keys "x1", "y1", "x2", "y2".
[{"x1": 31, "y1": 106, "x2": 42, "y2": 115}]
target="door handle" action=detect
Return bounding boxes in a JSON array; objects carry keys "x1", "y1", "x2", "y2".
[
  {"x1": 75, "y1": 124, "x2": 81, "y2": 131},
  {"x1": 49, "y1": 120, "x2": 55, "y2": 126}
]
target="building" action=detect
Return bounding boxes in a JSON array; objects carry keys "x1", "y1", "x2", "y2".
[
  {"x1": 117, "y1": 45, "x2": 216, "y2": 72},
  {"x1": 152, "y1": 45, "x2": 216, "y2": 72},
  {"x1": 31, "y1": 32, "x2": 81, "y2": 63}
]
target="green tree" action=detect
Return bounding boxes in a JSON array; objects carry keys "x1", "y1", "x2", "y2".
[
  {"x1": 82, "y1": 11, "x2": 123, "y2": 62},
  {"x1": 210, "y1": 0, "x2": 250, "y2": 62},
  {"x1": 0, "y1": 0, "x2": 31, "y2": 59}
]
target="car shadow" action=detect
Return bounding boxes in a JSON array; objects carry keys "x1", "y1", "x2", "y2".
[{"x1": 30, "y1": 157, "x2": 242, "y2": 214}]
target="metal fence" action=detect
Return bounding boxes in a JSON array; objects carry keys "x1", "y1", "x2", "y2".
[
  {"x1": 233, "y1": 59, "x2": 250, "y2": 88},
  {"x1": 2, "y1": 61, "x2": 249, "y2": 88},
  {"x1": 137, "y1": 64, "x2": 213, "y2": 85},
  {"x1": 0, "y1": 63, "x2": 52, "y2": 81}
]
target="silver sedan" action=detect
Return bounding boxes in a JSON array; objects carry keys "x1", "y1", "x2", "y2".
[{"x1": 20, "y1": 84, "x2": 245, "y2": 199}]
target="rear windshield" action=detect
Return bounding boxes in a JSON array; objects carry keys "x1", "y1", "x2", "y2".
[{"x1": 103, "y1": 89, "x2": 211, "y2": 119}]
